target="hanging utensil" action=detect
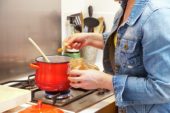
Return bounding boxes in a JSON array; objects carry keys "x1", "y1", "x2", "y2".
[
  {"x1": 74, "y1": 25, "x2": 82, "y2": 32},
  {"x1": 73, "y1": 14, "x2": 82, "y2": 32},
  {"x1": 84, "y1": 5, "x2": 99, "y2": 32},
  {"x1": 28, "y1": 37, "x2": 50, "y2": 62},
  {"x1": 94, "y1": 17, "x2": 106, "y2": 33}
]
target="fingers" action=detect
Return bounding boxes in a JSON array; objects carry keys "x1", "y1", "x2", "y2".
[
  {"x1": 72, "y1": 42, "x2": 82, "y2": 49},
  {"x1": 69, "y1": 80, "x2": 91, "y2": 89},
  {"x1": 70, "y1": 82, "x2": 83, "y2": 89},
  {"x1": 64, "y1": 35, "x2": 79, "y2": 45},
  {"x1": 66, "y1": 36, "x2": 76, "y2": 45},
  {"x1": 64, "y1": 33, "x2": 86, "y2": 49},
  {"x1": 69, "y1": 76, "x2": 87, "y2": 89},
  {"x1": 68, "y1": 69, "x2": 84, "y2": 76},
  {"x1": 68, "y1": 75, "x2": 83, "y2": 88},
  {"x1": 64, "y1": 37, "x2": 74, "y2": 49},
  {"x1": 68, "y1": 69, "x2": 85, "y2": 88},
  {"x1": 68, "y1": 76, "x2": 82, "y2": 83}
]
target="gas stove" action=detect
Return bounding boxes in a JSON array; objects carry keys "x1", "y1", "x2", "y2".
[{"x1": 0, "y1": 74, "x2": 114, "y2": 113}]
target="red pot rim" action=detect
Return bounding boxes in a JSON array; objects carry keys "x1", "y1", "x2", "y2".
[{"x1": 35, "y1": 55, "x2": 70, "y2": 64}]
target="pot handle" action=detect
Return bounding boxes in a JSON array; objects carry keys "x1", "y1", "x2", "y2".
[{"x1": 30, "y1": 63, "x2": 40, "y2": 70}]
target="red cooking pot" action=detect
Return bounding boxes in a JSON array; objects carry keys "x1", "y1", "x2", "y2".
[{"x1": 30, "y1": 55, "x2": 70, "y2": 92}]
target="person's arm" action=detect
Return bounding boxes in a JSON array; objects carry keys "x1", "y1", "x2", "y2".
[
  {"x1": 87, "y1": 33, "x2": 104, "y2": 49},
  {"x1": 65, "y1": 33, "x2": 104, "y2": 50},
  {"x1": 114, "y1": 9, "x2": 170, "y2": 107},
  {"x1": 68, "y1": 69, "x2": 114, "y2": 91}
]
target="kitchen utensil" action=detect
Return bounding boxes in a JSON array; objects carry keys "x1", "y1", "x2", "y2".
[
  {"x1": 80, "y1": 12, "x2": 84, "y2": 31},
  {"x1": 84, "y1": 5, "x2": 99, "y2": 32},
  {"x1": 30, "y1": 55, "x2": 70, "y2": 91},
  {"x1": 74, "y1": 12, "x2": 84, "y2": 33},
  {"x1": 80, "y1": 46, "x2": 98, "y2": 64},
  {"x1": 28, "y1": 37, "x2": 50, "y2": 62},
  {"x1": 81, "y1": 17, "x2": 105, "y2": 64},
  {"x1": 67, "y1": 13, "x2": 82, "y2": 33},
  {"x1": 0, "y1": 85, "x2": 31, "y2": 113},
  {"x1": 74, "y1": 25, "x2": 82, "y2": 32},
  {"x1": 73, "y1": 15, "x2": 82, "y2": 32},
  {"x1": 19, "y1": 100, "x2": 64, "y2": 113},
  {"x1": 67, "y1": 13, "x2": 81, "y2": 25},
  {"x1": 94, "y1": 17, "x2": 105, "y2": 33},
  {"x1": 74, "y1": 16, "x2": 81, "y2": 26}
]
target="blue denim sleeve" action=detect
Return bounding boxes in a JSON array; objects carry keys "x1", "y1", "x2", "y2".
[
  {"x1": 113, "y1": 9, "x2": 170, "y2": 107},
  {"x1": 113, "y1": 75, "x2": 128, "y2": 106}
]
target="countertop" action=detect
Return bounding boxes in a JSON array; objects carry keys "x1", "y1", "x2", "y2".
[
  {"x1": 4, "y1": 95, "x2": 115, "y2": 113},
  {"x1": 80, "y1": 95, "x2": 115, "y2": 113}
]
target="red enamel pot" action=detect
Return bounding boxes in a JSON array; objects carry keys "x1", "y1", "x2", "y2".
[{"x1": 30, "y1": 55, "x2": 70, "y2": 92}]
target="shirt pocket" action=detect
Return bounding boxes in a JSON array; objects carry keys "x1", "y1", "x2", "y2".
[
  {"x1": 120, "y1": 38, "x2": 137, "y2": 54},
  {"x1": 119, "y1": 38, "x2": 142, "y2": 67}
]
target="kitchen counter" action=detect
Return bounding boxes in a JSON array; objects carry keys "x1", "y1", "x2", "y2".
[
  {"x1": 4, "y1": 95, "x2": 116, "y2": 113},
  {"x1": 80, "y1": 95, "x2": 116, "y2": 113}
]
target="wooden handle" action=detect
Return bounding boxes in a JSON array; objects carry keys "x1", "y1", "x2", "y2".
[
  {"x1": 30, "y1": 63, "x2": 40, "y2": 70},
  {"x1": 88, "y1": 5, "x2": 93, "y2": 17},
  {"x1": 28, "y1": 37, "x2": 50, "y2": 62}
]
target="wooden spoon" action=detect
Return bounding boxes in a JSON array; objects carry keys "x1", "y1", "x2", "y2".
[{"x1": 28, "y1": 37, "x2": 50, "y2": 62}]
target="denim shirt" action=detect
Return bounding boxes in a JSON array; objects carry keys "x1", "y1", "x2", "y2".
[{"x1": 103, "y1": 0, "x2": 170, "y2": 113}]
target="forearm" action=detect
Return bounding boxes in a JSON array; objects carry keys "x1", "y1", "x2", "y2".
[{"x1": 87, "y1": 33, "x2": 104, "y2": 49}]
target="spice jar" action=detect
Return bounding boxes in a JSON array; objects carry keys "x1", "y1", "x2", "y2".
[{"x1": 64, "y1": 49, "x2": 80, "y2": 58}]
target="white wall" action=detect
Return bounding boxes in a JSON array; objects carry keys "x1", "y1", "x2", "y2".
[
  {"x1": 61, "y1": 0, "x2": 120, "y2": 69},
  {"x1": 84, "y1": 0, "x2": 120, "y2": 31},
  {"x1": 61, "y1": 0, "x2": 120, "y2": 40}
]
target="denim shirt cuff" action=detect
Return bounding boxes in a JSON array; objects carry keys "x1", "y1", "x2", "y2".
[{"x1": 113, "y1": 75, "x2": 128, "y2": 107}]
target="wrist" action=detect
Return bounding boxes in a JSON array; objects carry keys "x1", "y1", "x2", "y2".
[
  {"x1": 99, "y1": 74, "x2": 113, "y2": 90},
  {"x1": 82, "y1": 33, "x2": 93, "y2": 46}
]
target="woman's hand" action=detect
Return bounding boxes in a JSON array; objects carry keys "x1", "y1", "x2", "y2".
[
  {"x1": 68, "y1": 69, "x2": 113, "y2": 90},
  {"x1": 64, "y1": 33, "x2": 104, "y2": 50}
]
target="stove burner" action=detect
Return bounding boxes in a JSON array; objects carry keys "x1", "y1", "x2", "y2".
[
  {"x1": 0, "y1": 74, "x2": 114, "y2": 112},
  {"x1": 0, "y1": 74, "x2": 35, "y2": 89},
  {"x1": 45, "y1": 90, "x2": 70, "y2": 100}
]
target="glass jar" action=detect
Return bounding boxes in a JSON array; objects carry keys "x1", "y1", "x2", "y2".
[{"x1": 64, "y1": 49, "x2": 80, "y2": 58}]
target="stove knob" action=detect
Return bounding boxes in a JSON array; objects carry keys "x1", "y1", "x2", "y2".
[
  {"x1": 97, "y1": 89, "x2": 105, "y2": 95},
  {"x1": 97, "y1": 89, "x2": 110, "y2": 95}
]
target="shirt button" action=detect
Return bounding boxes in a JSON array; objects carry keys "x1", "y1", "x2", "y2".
[{"x1": 124, "y1": 44, "x2": 128, "y2": 50}]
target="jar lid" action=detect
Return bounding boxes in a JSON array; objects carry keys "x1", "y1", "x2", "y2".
[
  {"x1": 66, "y1": 48, "x2": 79, "y2": 52},
  {"x1": 19, "y1": 100, "x2": 64, "y2": 113}
]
